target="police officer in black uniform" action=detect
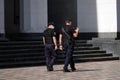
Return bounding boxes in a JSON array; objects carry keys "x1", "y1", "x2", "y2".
[
  {"x1": 43, "y1": 22, "x2": 57, "y2": 71},
  {"x1": 59, "y1": 19, "x2": 79, "y2": 72}
]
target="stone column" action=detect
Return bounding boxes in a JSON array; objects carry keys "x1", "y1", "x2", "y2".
[
  {"x1": 77, "y1": 0, "x2": 98, "y2": 32},
  {"x1": 116, "y1": 0, "x2": 120, "y2": 39},
  {"x1": 20, "y1": 0, "x2": 47, "y2": 33},
  {"x1": 0, "y1": 0, "x2": 5, "y2": 34},
  {"x1": 0, "y1": 0, "x2": 6, "y2": 40}
]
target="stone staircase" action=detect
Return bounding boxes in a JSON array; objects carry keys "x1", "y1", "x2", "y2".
[{"x1": 0, "y1": 38, "x2": 119, "y2": 69}]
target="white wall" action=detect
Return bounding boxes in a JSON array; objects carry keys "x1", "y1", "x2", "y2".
[
  {"x1": 97, "y1": 0, "x2": 117, "y2": 38},
  {"x1": 96, "y1": 0, "x2": 117, "y2": 33},
  {"x1": 20, "y1": 0, "x2": 47, "y2": 33},
  {"x1": 77, "y1": 0, "x2": 117, "y2": 34},
  {"x1": 0, "y1": 0, "x2": 5, "y2": 33}
]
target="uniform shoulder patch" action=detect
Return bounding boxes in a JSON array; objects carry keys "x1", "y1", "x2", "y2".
[{"x1": 53, "y1": 32, "x2": 56, "y2": 35}]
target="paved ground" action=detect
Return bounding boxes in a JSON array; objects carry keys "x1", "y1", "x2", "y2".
[{"x1": 0, "y1": 60, "x2": 120, "y2": 80}]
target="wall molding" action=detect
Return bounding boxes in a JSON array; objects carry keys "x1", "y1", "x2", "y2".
[{"x1": 3, "y1": 32, "x2": 120, "y2": 41}]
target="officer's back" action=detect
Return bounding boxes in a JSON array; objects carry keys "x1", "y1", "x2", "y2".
[{"x1": 43, "y1": 28, "x2": 55, "y2": 44}]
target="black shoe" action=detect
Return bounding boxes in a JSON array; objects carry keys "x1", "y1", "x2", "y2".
[
  {"x1": 47, "y1": 66, "x2": 53, "y2": 71},
  {"x1": 71, "y1": 68, "x2": 76, "y2": 72},
  {"x1": 47, "y1": 66, "x2": 50, "y2": 71},
  {"x1": 50, "y1": 66, "x2": 53, "y2": 71},
  {"x1": 63, "y1": 68, "x2": 70, "y2": 72}
]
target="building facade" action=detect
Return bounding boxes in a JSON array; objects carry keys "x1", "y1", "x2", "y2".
[{"x1": 0, "y1": 0, "x2": 120, "y2": 39}]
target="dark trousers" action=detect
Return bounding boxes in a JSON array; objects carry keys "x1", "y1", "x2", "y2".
[
  {"x1": 44, "y1": 44, "x2": 57, "y2": 67},
  {"x1": 63, "y1": 43, "x2": 75, "y2": 69}
]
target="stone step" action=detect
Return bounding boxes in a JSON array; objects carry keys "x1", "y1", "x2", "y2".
[
  {"x1": 0, "y1": 41, "x2": 43, "y2": 45},
  {"x1": 74, "y1": 50, "x2": 106, "y2": 53},
  {"x1": 0, "y1": 56, "x2": 118, "y2": 69},
  {"x1": 74, "y1": 56, "x2": 119, "y2": 62},
  {"x1": 0, "y1": 52, "x2": 107, "y2": 57},
  {"x1": 0, "y1": 43, "x2": 92, "y2": 48},
  {"x1": 0, "y1": 40, "x2": 87, "y2": 44},
  {"x1": 0, "y1": 45, "x2": 43, "y2": 50},
  {"x1": 57, "y1": 56, "x2": 119, "y2": 63},
  {"x1": 0, "y1": 49, "x2": 106, "y2": 54},
  {"x1": 74, "y1": 47, "x2": 100, "y2": 50},
  {"x1": 0, "y1": 38, "x2": 119, "y2": 69},
  {"x1": 0, "y1": 45, "x2": 96, "y2": 50},
  {"x1": 0, "y1": 53, "x2": 112, "y2": 61}
]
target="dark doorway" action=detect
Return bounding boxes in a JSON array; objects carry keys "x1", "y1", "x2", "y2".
[
  {"x1": 4, "y1": 0, "x2": 20, "y2": 36},
  {"x1": 48, "y1": 0, "x2": 77, "y2": 32}
]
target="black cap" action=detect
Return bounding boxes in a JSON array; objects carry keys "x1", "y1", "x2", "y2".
[
  {"x1": 48, "y1": 22, "x2": 54, "y2": 26},
  {"x1": 65, "y1": 18, "x2": 72, "y2": 23}
]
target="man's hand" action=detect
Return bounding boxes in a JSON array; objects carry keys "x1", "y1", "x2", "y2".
[
  {"x1": 55, "y1": 45, "x2": 58, "y2": 50},
  {"x1": 75, "y1": 27, "x2": 79, "y2": 33},
  {"x1": 73, "y1": 27, "x2": 79, "y2": 37},
  {"x1": 59, "y1": 45, "x2": 63, "y2": 50},
  {"x1": 43, "y1": 37, "x2": 45, "y2": 46}
]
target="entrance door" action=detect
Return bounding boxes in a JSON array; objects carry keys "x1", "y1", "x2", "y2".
[
  {"x1": 4, "y1": 0, "x2": 20, "y2": 36},
  {"x1": 48, "y1": 0, "x2": 77, "y2": 31}
]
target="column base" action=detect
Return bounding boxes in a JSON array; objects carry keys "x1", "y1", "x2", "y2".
[
  {"x1": 115, "y1": 32, "x2": 120, "y2": 40},
  {"x1": 6, "y1": 33, "x2": 43, "y2": 41},
  {"x1": 0, "y1": 33, "x2": 8, "y2": 41}
]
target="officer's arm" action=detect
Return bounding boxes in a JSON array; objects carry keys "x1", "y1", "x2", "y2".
[
  {"x1": 59, "y1": 34, "x2": 63, "y2": 50},
  {"x1": 59, "y1": 34, "x2": 62, "y2": 45},
  {"x1": 43, "y1": 36, "x2": 45, "y2": 45},
  {"x1": 53, "y1": 36, "x2": 57, "y2": 46},
  {"x1": 73, "y1": 27, "x2": 79, "y2": 37},
  {"x1": 53, "y1": 36, "x2": 57, "y2": 50}
]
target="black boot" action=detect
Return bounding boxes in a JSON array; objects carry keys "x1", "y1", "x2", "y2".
[
  {"x1": 71, "y1": 67, "x2": 76, "y2": 72},
  {"x1": 63, "y1": 67, "x2": 70, "y2": 72},
  {"x1": 47, "y1": 66, "x2": 53, "y2": 71},
  {"x1": 47, "y1": 66, "x2": 50, "y2": 71},
  {"x1": 50, "y1": 66, "x2": 53, "y2": 71}
]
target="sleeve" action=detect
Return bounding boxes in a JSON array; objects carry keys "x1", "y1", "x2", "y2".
[
  {"x1": 43, "y1": 31, "x2": 45, "y2": 37},
  {"x1": 72, "y1": 27, "x2": 76, "y2": 33},
  {"x1": 43, "y1": 29, "x2": 47, "y2": 37},
  {"x1": 52, "y1": 29, "x2": 56, "y2": 37},
  {"x1": 59, "y1": 27, "x2": 63, "y2": 34}
]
